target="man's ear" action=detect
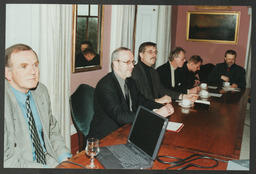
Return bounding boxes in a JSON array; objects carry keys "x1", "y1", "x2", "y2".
[{"x1": 5, "y1": 67, "x2": 12, "y2": 81}]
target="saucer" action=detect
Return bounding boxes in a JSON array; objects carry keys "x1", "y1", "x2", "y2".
[
  {"x1": 200, "y1": 94, "x2": 209, "y2": 99},
  {"x1": 179, "y1": 102, "x2": 193, "y2": 108}
]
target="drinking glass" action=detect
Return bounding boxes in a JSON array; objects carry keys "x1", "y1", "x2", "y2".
[{"x1": 85, "y1": 138, "x2": 100, "y2": 168}]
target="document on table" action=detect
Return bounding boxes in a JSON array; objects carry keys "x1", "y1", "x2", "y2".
[
  {"x1": 208, "y1": 86, "x2": 218, "y2": 89},
  {"x1": 166, "y1": 121, "x2": 184, "y2": 132},
  {"x1": 209, "y1": 92, "x2": 222, "y2": 97}
]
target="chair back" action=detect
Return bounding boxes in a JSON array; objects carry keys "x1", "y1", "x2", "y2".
[{"x1": 70, "y1": 84, "x2": 95, "y2": 137}]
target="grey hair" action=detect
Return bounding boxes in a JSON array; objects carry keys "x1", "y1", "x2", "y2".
[{"x1": 111, "y1": 47, "x2": 131, "y2": 68}]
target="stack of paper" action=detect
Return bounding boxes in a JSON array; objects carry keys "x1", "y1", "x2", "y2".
[{"x1": 166, "y1": 121, "x2": 184, "y2": 132}]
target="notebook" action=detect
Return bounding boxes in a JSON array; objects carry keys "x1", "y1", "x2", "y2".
[{"x1": 96, "y1": 105, "x2": 169, "y2": 169}]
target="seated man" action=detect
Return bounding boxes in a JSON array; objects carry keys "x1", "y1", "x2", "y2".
[
  {"x1": 81, "y1": 48, "x2": 100, "y2": 66},
  {"x1": 132, "y1": 42, "x2": 197, "y2": 104},
  {"x1": 175, "y1": 55, "x2": 203, "y2": 94},
  {"x1": 75, "y1": 41, "x2": 99, "y2": 67},
  {"x1": 88, "y1": 47, "x2": 174, "y2": 140},
  {"x1": 208, "y1": 49, "x2": 246, "y2": 89},
  {"x1": 157, "y1": 47, "x2": 186, "y2": 93},
  {"x1": 4, "y1": 44, "x2": 71, "y2": 168}
]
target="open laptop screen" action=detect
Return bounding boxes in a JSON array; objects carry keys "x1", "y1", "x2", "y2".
[{"x1": 128, "y1": 106, "x2": 168, "y2": 159}]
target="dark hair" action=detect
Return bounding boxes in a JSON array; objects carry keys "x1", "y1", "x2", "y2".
[
  {"x1": 188, "y1": 55, "x2": 203, "y2": 64},
  {"x1": 138, "y1": 42, "x2": 157, "y2": 59},
  {"x1": 82, "y1": 48, "x2": 96, "y2": 55},
  {"x1": 169, "y1": 47, "x2": 185, "y2": 61},
  {"x1": 80, "y1": 41, "x2": 93, "y2": 49},
  {"x1": 5, "y1": 43, "x2": 38, "y2": 67},
  {"x1": 225, "y1": 49, "x2": 237, "y2": 58}
]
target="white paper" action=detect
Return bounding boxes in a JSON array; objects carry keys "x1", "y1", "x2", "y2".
[
  {"x1": 209, "y1": 92, "x2": 222, "y2": 97},
  {"x1": 195, "y1": 100, "x2": 210, "y2": 105},
  {"x1": 208, "y1": 86, "x2": 218, "y2": 89},
  {"x1": 167, "y1": 121, "x2": 183, "y2": 132}
]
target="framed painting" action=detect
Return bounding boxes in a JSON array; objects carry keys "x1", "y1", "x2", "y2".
[
  {"x1": 72, "y1": 4, "x2": 103, "y2": 73},
  {"x1": 186, "y1": 11, "x2": 240, "y2": 44}
]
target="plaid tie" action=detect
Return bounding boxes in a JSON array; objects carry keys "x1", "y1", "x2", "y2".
[{"x1": 25, "y1": 95, "x2": 46, "y2": 165}]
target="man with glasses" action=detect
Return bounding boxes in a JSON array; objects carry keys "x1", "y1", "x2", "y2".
[
  {"x1": 88, "y1": 47, "x2": 174, "y2": 140},
  {"x1": 132, "y1": 42, "x2": 197, "y2": 104}
]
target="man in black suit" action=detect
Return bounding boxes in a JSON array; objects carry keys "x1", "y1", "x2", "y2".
[
  {"x1": 157, "y1": 47, "x2": 186, "y2": 94},
  {"x1": 208, "y1": 49, "x2": 246, "y2": 89},
  {"x1": 88, "y1": 47, "x2": 174, "y2": 140},
  {"x1": 176, "y1": 55, "x2": 203, "y2": 94},
  {"x1": 132, "y1": 43, "x2": 197, "y2": 104}
]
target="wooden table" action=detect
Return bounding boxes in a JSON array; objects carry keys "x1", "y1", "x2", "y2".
[{"x1": 57, "y1": 88, "x2": 249, "y2": 170}]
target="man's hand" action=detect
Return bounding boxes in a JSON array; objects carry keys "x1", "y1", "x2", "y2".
[
  {"x1": 183, "y1": 94, "x2": 198, "y2": 102},
  {"x1": 188, "y1": 86, "x2": 200, "y2": 94},
  {"x1": 194, "y1": 79, "x2": 200, "y2": 87},
  {"x1": 154, "y1": 103, "x2": 174, "y2": 117},
  {"x1": 221, "y1": 75, "x2": 229, "y2": 82},
  {"x1": 155, "y1": 95, "x2": 172, "y2": 104},
  {"x1": 231, "y1": 83, "x2": 238, "y2": 88}
]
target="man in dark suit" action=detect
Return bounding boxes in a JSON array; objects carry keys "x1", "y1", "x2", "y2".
[
  {"x1": 208, "y1": 49, "x2": 246, "y2": 89},
  {"x1": 176, "y1": 55, "x2": 203, "y2": 94},
  {"x1": 157, "y1": 47, "x2": 186, "y2": 94},
  {"x1": 88, "y1": 47, "x2": 174, "y2": 140},
  {"x1": 132, "y1": 43, "x2": 197, "y2": 104}
]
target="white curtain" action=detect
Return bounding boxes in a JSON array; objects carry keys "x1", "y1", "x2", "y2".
[
  {"x1": 109, "y1": 5, "x2": 136, "y2": 70},
  {"x1": 244, "y1": 7, "x2": 251, "y2": 88},
  {"x1": 38, "y1": 5, "x2": 73, "y2": 149},
  {"x1": 6, "y1": 4, "x2": 72, "y2": 149},
  {"x1": 155, "y1": 6, "x2": 172, "y2": 68}
]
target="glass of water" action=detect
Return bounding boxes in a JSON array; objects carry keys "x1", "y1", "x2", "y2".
[{"x1": 85, "y1": 138, "x2": 100, "y2": 168}]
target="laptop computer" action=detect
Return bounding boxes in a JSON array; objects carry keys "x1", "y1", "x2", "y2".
[{"x1": 96, "y1": 105, "x2": 169, "y2": 169}]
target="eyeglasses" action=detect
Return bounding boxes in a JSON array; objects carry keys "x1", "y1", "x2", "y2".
[
  {"x1": 144, "y1": 50, "x2": 158, "y2": 54},
  {"x1": 117, "y1": 59, "x2": 136, "y2": 65}
]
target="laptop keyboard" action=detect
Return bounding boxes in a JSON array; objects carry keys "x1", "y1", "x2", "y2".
[{"x1": 107, "y1": 144, "x2": 149, "y2": 168}]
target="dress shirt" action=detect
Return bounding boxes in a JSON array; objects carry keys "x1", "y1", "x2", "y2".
[
  {"x1": 169, "y1": 63, "x2": 175, "y2": 87},
  {"x1": 11, "y1": 86, "x2": 71, "y2": 164},
  {"x1": 114, "y1": 72, "x2": 131, "y2": 110}
]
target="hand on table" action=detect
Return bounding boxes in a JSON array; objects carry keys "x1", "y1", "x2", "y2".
[
  {"x1": 155, "y1": 95, "x2": 172, "y2": 104},
  {"x1": 154, "y1": 103, "x2": 174, "y2": 117}
]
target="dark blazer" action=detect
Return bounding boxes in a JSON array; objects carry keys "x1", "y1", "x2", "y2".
[
  {"x1": 176, "y1": 62, "x2": 197, "y2": 93},
  {"x1": 157, "y1": 61, "x2": 185, "y2": 94},
  {"x1": 208, "y1": 62, "x2": 246, "y2": 88},
  {"x1": 88, "y1": 72, "x2": 162, "y2": 140},
  {"x1": 132, "y1": 61, "x2": 180, "y2": 100}
]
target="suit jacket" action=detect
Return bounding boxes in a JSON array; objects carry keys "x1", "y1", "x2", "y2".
[
  {"x1": 208, "y1": 62, "x2": 246, "y2": 88},
  {"x1": 157, "y1": 61, "x2": 184, "y2": 94},
  {"x1": 176, "y1": 62, "x2": 197, "y2": 93},
  {"x1": 4, "y1": 80, "x2": 70, "y2": 168},
  {"x1": 88, "y1": 72, "x2": 162, "y2": 140},
  {"x1": 132, "y1": 61, "x2": 180, "y2": 100}
]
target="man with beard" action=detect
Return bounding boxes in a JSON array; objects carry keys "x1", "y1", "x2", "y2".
[
  {"x1": 208, "y1": 49, "x2": 246, "y2": 89},
  {"x1": 132, "y1": 42, "x2": 198, "y2": 104}
]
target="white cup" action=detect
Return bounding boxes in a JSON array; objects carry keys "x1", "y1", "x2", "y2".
[
  {"x1": 182, "y1": 99, "x2": 191, "y2": 107},
  {"x1": 200, "y1": 83, "x2": 207, "y2": 90},
  {"x1": 223, "y1": 82, "x2": 230, "y2": 87},
  {"x1": 201, "y1": 90, "x2": 209, "y2": 98}
]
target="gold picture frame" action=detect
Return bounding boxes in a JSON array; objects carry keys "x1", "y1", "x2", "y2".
[
  {"x1": 72, "y1": 4, "x2": 103, "y2": 73},
  {"x1": 186, "y1": 11, "x2": 240, "y2": 44}
]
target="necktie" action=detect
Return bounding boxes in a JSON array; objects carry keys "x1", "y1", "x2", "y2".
[
  {"x1": 25, "y1": 95, "x2": 46, "y2": 165},
  {"x1": 124, "y1": 80, "x2": 130, "y2": 109}
]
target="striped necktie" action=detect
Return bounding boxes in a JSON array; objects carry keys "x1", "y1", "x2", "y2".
[
  {"x1": 124, "y1": 80, "x2": 130, "y2": 109},
  {"x1": 25, "y1": 95, "x2": 46, "y2": 165}
]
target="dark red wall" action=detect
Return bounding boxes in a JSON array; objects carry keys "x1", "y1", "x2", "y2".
[{"x1": 172, "y1": 6, "x2": 250, "y2": 67}]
